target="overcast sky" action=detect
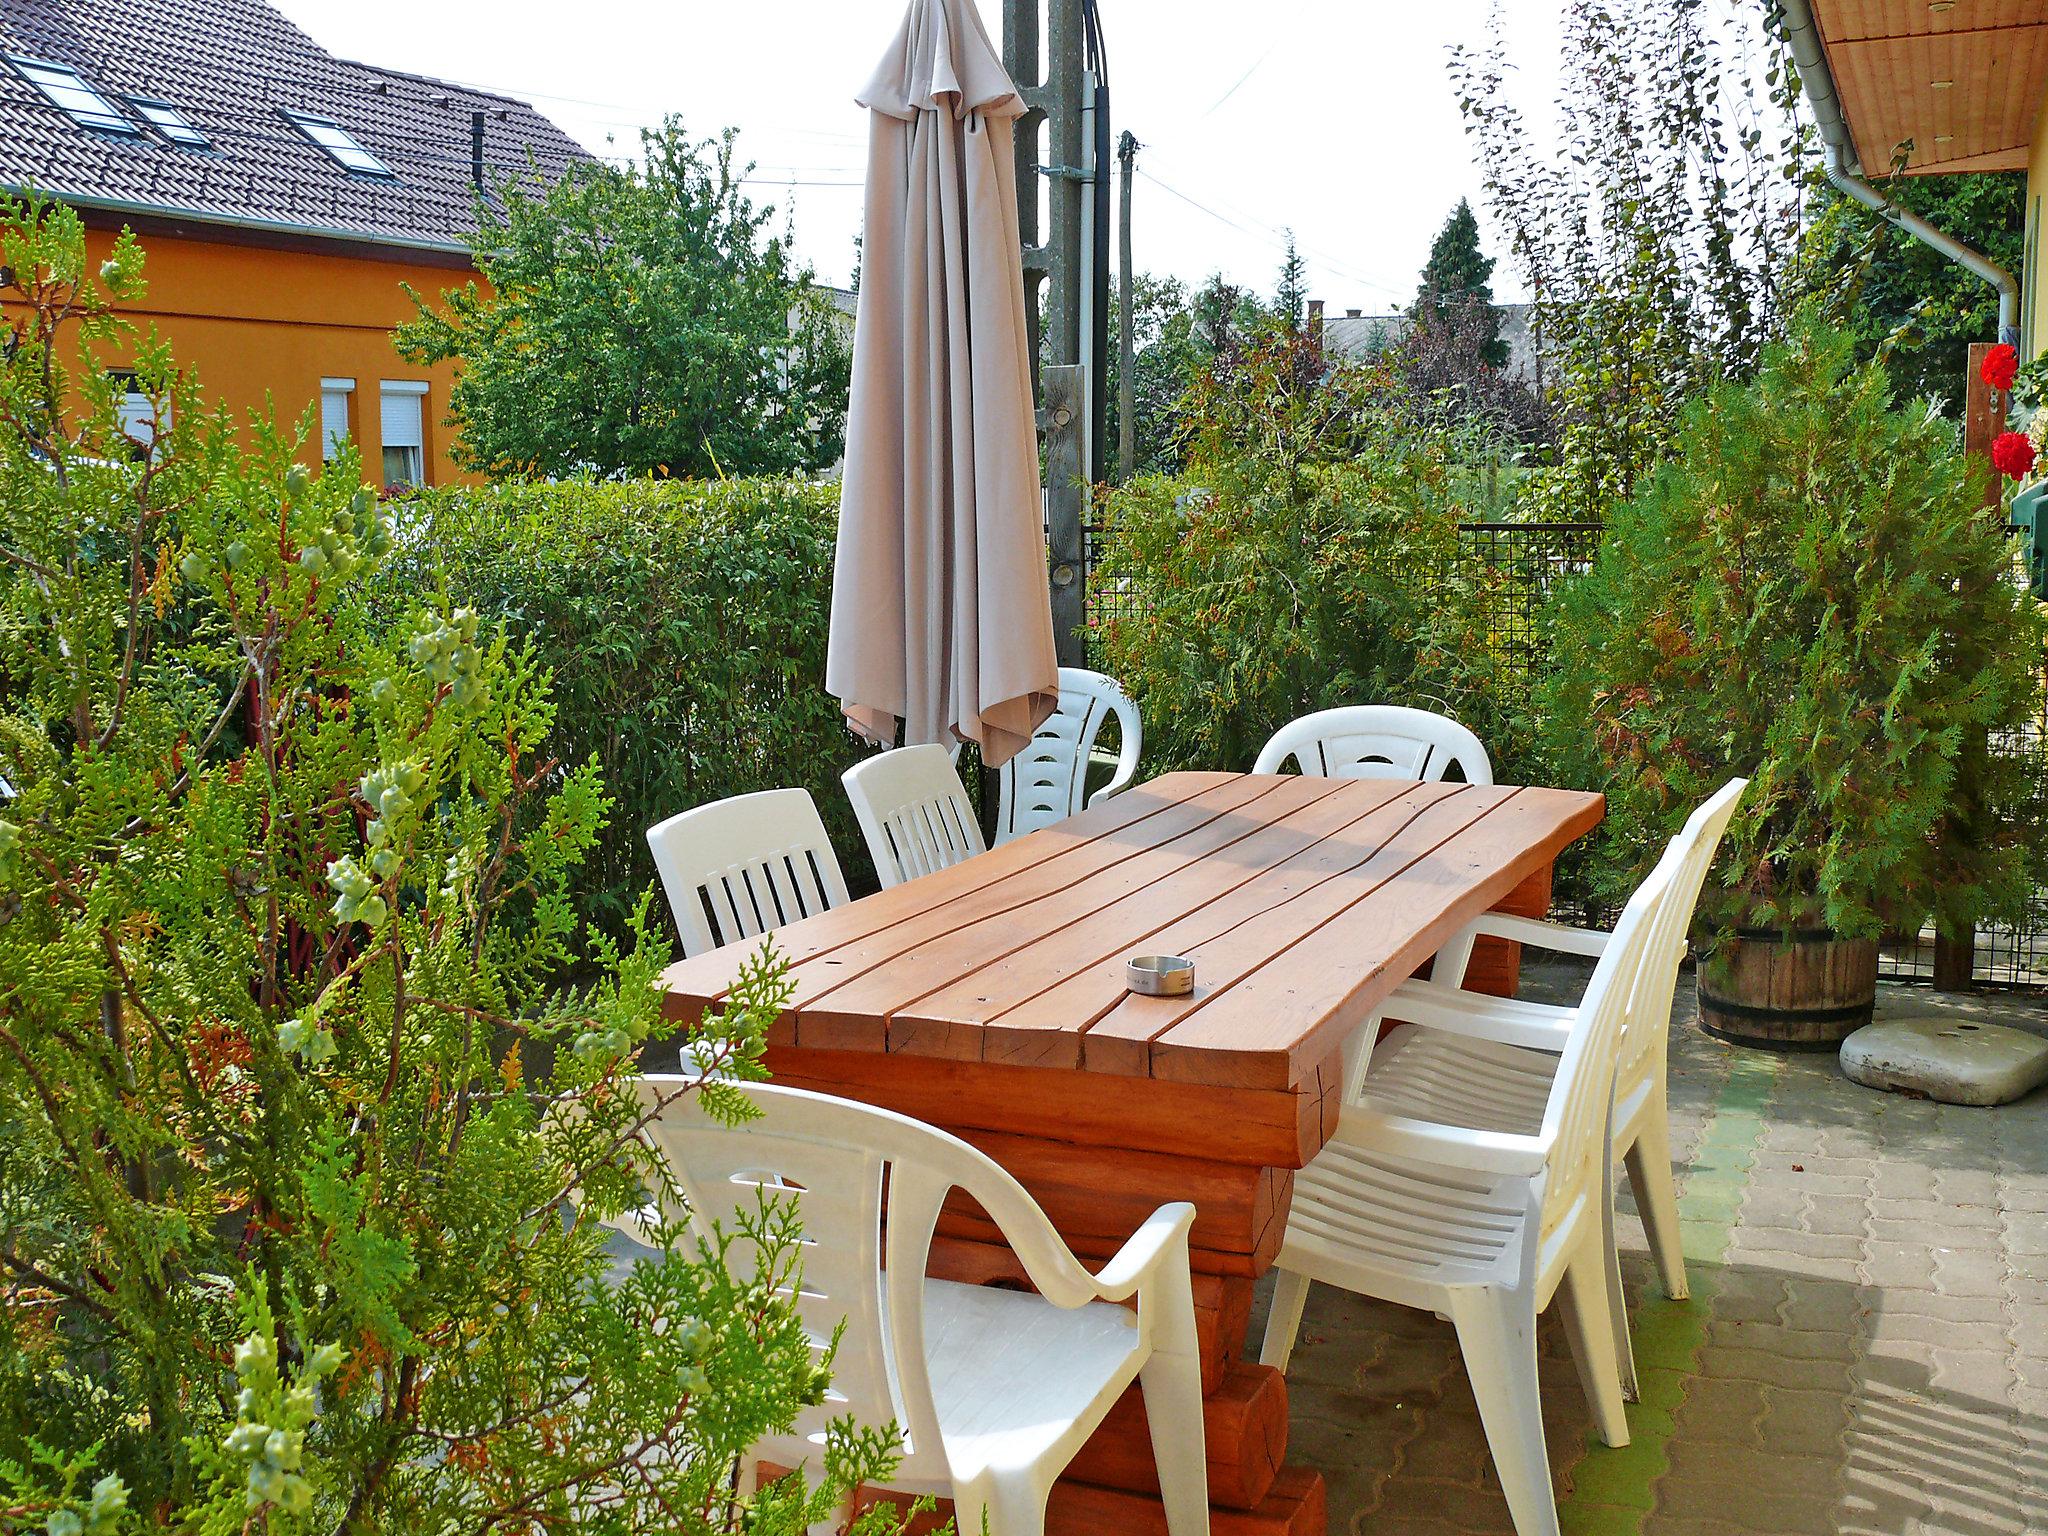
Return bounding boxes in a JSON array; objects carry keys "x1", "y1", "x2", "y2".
[{"x1": 273, "y1": 0, "x2": 1570, "y2": 313}]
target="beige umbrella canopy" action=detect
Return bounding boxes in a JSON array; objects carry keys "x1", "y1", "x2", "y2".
[{"x1": 825, "y1": 0, "x2": 1059, "y2": 771}]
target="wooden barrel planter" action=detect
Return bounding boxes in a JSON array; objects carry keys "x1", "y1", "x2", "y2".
[{"x1": 1698, "y1": 929, "x2": 1879, "y2": 1051}]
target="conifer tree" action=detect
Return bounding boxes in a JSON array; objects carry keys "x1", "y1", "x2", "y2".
[{"x1": 1413, "y1": 199, "x2": 1506, "y2": 366}]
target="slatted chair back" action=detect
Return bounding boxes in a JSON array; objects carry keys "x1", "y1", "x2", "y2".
[
  {"x1": 994, "y1": 668, "x2": 1143, "y2": 844},
  {"x1": 1252, "y1": 704, "x2": 1493, "y2": 785},
  {"x1": 843, "y1": 744, "x2": 987, "y2": 887},
  {"x1": 1615, "y1": 779, "x2": 1748, "y2": 1106},
  {"x1": 1535, "y1": 837, "x2": 1680, "y2": 1259},
  {"x1": 646, "y1": 788, "x2": 850, "y2": 958}
]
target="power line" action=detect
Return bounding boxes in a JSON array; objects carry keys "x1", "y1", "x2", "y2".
[{"x1": 1134, "y1": 167, "x2": 1407, "y2": 302}]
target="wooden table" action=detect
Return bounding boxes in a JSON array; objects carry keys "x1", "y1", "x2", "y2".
[{"x1": 662, "y1": 772, "x2": 1604, "y2": 1536}]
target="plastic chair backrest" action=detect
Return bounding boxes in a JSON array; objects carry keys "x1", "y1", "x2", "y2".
[
  {"x1": 1614, "y1": 779, "x2": 1748, "y2": 1103},
  {"x1": 1252, "y1": 705, "x2": 1493, "y2": 784},
  {"x1": 843, "y1": 744, "x2": 987, "y2": 888},
  {"x1": 995, "y1": 668, "x2": 1143, "y2": 843},
  {"x1": 645, "y1": 788, "x2": 851, "y2": 959},
  {"x1": 627, "y1": 1080, "x2": 1119, "y2": 1486},
  {"x1": 1536, "y1": 835, "x2": 1681, "y2": 1250}
]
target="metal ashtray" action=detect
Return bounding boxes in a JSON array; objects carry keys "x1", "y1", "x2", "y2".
[{"x1": 1125, "y1": 955, "x2": 1195, "y2": 997}]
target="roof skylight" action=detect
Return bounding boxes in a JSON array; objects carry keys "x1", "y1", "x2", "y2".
[
  {"x1": 283, "y1": 110, "x2": 393, "y2": 177},
  {"x1": 12, "y1": 57, "x2": 136, "y2": 135},
  {"x1": 130, "y1": 98, "x2": 210, "y2": 148}
]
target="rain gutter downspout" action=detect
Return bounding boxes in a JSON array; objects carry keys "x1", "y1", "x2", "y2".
[{"x1": 1778, "y1": 0, "x2": 2020, "y2": 347}]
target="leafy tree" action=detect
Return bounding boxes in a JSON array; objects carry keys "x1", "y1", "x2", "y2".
[
  {"x1": 1453, "y1": 0, "x2": 1811, "y2": 518},
  {"x1": 398, "y1": 121, "x2": 851, "y2": 482},
  {"x1": 1274, "y1": 232, "x2": 1308, "y2": 333},
  {"x1": 1543, "y1": 320, "x2": 2045, "y2": 941},
  {"x1": 0, "y1": 196, "x2": 904, "y2": 1533},
  {"x1": 1413, "y1": 199, "x2": 1506, "y2": 367},
  {"x1": 1808, "y1": 170, "x2": 2025, "y2": 414}
]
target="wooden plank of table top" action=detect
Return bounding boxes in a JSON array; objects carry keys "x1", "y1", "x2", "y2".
[
  {"x1": 961, "y1": 781, "x2": 1486, "y2": 1070},
  {"x1": 750, "y1": 774, "x2": 1296, "y2": 1035},
  {"x1": 1073, "y1": 783, "x2": 1512, "y2": 1076},
  {"x1": 880, "y1": 782, "x2": 1425, "y2": 1073},
  {"x1": 659, "y1": 771, "x2": 1240, "y2": 1021},
  {"x1": 1145, "y1": 786, "x2": 1605, "y2": 1089},
  {"x1": 790, "y1": 775, "x2": 1347, "y2": 1056}
]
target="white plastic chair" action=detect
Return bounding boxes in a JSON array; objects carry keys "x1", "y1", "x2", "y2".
[
  {"x1": 993, "y1": 668, "x2": 1143, "y2": 845},
  {"x1": 1254, "y1": 705, "x2": 1494, "y2": 986},
  {"x1": 842, "y1": 744, "x2": 987, "y2": 888},
  {"x1": 646, "y1": 788, "x2": 851, "y2": 959},
  {"x1": 1251, "y1": 704, "x2": 1493, "y2": 785},
  {"x1": 618, "y1": 1080, "x2": 1210, "y2": 1536},
  {"x1": 1356, "y1": 780, "x2": 1748, "y2": 1340},
  {"x1": 1259, "y1": 835, "x2": 1683, "y2": 1536}
]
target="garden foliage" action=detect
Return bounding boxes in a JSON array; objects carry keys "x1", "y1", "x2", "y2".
[
  {"x1": 0, "y1": 197, "x2": 903, "y2": 1534},
  {"x1": 1092, "y1": 327, "x2": 1533, "y2": 779},
  {"x1": 1544, "y1": 321, "x2": 2047, "y2": 941},
  {"x1": 397, "y1": 120, "x2": 851, "y2": 483},
  {"x1": 382, "y1": 478, "x2": 871, "y2": 937},
  {"x1": 1453, "y1": 0, "x2": 1809, "y2": 518}
]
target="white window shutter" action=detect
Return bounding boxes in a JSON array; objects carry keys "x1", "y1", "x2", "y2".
[
  {"x1": 379, "y1": 386, "x2": 423, "y2": 450},
  {"x1": 320, "y1": 379, "x2": 354, "y2": 461}
]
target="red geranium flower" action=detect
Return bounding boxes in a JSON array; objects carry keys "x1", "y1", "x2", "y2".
[
  {"x1": 1992, "y1": 429, "x2": 2035, "y2": 480},
  {"x1": 1982, "y1": 343, "x2": 2020, "y2": 392}
]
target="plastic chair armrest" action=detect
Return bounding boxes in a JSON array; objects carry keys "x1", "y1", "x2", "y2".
[
  {"x1": 1332, "y1": 1104, "x2": 1550, "y2": 1177},
  {"x1": 1382, "y1": 981, "x2": 1575, "y2": 1053},
  {"x1": 1458, "y1": 912, "x2": 1610, "y2": 958},
  {"x1": 1088, "y1": 1202, "x2": 1196, "y2": 1300},
  {"x1": 1086, "y1": 736, "x2": 1143, "y2": 808}
]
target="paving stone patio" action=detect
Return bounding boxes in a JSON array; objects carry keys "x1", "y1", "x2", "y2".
[{"x1": 1255, "y1": 970, "x2": 2048, "y2": 1536}]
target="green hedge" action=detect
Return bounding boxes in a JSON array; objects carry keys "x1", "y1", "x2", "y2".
[{"x1": 386, "y1": 478, "x2": 871, "y2": 940}]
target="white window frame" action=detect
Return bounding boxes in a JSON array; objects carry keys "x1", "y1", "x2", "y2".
[
  {"x1": 320, "y1": 377, "x2": 356, "y2": 462},
  {"x1": 379, "y1": 380, "x2": 429, "y2": 489},
  {"x1": 283, "y1": 110, "x2": 394, "y2": 178},
  {"x1": 11, "y1": 57, "x2": 135, "y2": 135},
  {"x1": 129, "y1": 96, "x2": 210, "y2": 148}
]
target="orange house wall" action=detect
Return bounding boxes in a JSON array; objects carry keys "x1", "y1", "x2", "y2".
[{"x1": 64, "y1": 227, "x2": 483, "y2": 486}]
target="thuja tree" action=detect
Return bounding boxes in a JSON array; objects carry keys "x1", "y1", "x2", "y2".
[
  {"x1": 0, "y1": 196, "x2": 902, "y2": 1532},
  {"x1": 1452, "y1": 0, "x2": 1810, "y2": 518},
  {"x1": 1543, "y1": 320, "x2": 2046, "y2": 941}
]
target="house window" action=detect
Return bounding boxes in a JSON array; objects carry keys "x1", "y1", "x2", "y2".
[
  {"x1": 109, "y1": 372, "x2": 166, "y2": 452},
  {"x1": 129, "y1": 97, "x2": 210, "y2": 148},
  {"x1": 11, "y1": 57, "x2": 135, "y2": 134},
  {"x1": 283, "y1": 110, "x2": 393, "y2": 177},
  {"x1": 379, "y1": 381, "x2": 427, "y2": 488},
  {"x1": 320, "y1": 377, "x2": 355, "y2": 461}
]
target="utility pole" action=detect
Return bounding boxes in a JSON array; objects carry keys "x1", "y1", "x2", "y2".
[
  {"x1": 1116, "y1": 129, "x2": 1136, "y2": 483},
  {"x1": 1002, "y1": 0, "x2": 1107, "y2": 667}
]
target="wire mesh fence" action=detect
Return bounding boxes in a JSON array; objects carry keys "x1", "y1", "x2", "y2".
[{"x1": 1082, "y1": 515, "x2": 2048, "y2": 988}]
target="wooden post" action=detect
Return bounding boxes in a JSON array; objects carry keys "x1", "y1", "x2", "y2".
[
  {"x1": 1935, "y1": 342, "x2": 2009, "y2": 990},
  {"x1": 1044, "y1": 363, "x2": 1088, "y2": 667}
]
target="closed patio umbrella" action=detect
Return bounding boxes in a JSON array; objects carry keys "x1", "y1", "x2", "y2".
[{"x1": 826, "y1": 0, "x2": 1059, "y2": 770}]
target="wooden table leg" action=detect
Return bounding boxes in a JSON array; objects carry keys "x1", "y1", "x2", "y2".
[{"x1": 1459, "y1": 856, "x2": 1554, "y2": 998}]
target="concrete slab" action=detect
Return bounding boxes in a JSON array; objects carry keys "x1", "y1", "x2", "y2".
[{"x1": 1839, "y1": 1017, "x2": 2048, "y2": 1107}]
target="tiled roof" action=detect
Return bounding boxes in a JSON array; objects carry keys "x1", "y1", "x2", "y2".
[{"x1": 0, "y1": 0, "x2": 591, "y2": 254}]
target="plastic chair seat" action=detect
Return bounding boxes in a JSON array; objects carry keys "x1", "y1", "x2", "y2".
[
  {"x1": 925, "y1": 1280, "x2": 1143, "y2": 1477},
  {"x1": 1287, "y1": 1141, "x2": 1529, "y2": 1290},
  {"x1": 1367, "y1": 1023, "x2": 1556, "y2": 1138}
]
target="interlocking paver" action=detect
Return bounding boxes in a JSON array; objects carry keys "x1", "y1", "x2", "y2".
[{"x1": 1267, "y1": 972, "x2": 2047, "y2": 1536}]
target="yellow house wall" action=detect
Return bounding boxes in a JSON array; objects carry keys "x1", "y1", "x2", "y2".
[
  {"x1": 15, "y1": 225, "x2": 480, "y2": 486},
  {"x1": 2026, "y1": 89, "x2": 2048, "y2": 359}
]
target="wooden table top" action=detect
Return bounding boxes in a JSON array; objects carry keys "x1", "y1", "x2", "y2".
[{"x1": 661, "y1": 772, "x2": 1604, "y2": 1094}]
